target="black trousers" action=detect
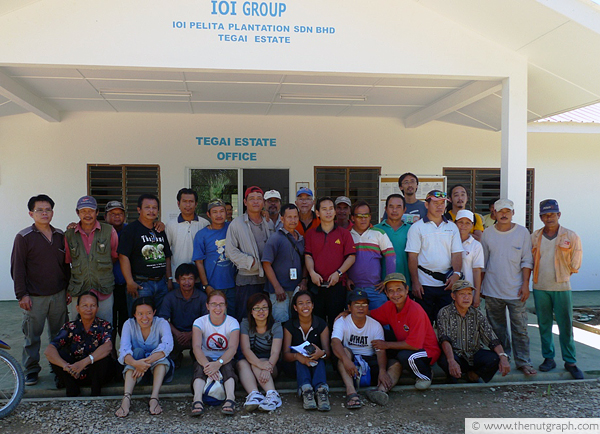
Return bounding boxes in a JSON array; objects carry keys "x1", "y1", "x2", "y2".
[
  {"x1": 415, "y1": 285, "x2": 452, "y2": 324},
  {"x1": 112, "y1": 283, "x2": 129, "y2": 336},
  {"x1": 437, "y1": 348, "x2": 500, "y2": 383},
  {"x1": 395, "y1": 349, "x2": 432, "y2": 381},
  {"x1": 310, "y1": 282, "x2": 347, "y2": 332},
  {"x1": 50, "y1": 351, "x2": 116, "y2": 397}
]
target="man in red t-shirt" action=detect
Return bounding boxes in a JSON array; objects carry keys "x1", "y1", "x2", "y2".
[
  {"x1": 305, "y1": 196, "x2": 356, "y2": 331},
  {"x1": 370, "y1": 273, "x2": 440, "y2": 390}
]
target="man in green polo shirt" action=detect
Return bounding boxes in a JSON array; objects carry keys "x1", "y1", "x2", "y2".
[{"x1": 375, "y1": 194, "x2": 411, "y2": 289}]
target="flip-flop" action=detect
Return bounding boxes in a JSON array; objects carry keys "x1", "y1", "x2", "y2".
[
  {"x1": 148, "y1": 397, "x2": 162, "y2": 415},
  {"x1": 518, "y1": 365, "x2": 537, "y2": 376},
  {"x1": 221, "y1": 399, "x2": 236, "y2": 415},
  {"x1": 115, "y1": 393, "x2": 131, "y2": 418},
  {"x1": 346, "y1": 393, "x2": 363, "y2": 409},
  {"x1": 190, "y1": 401, "x2": 205, "y2": 417}
]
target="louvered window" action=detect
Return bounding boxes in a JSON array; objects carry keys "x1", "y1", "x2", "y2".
[
  {"x1": 88, "y1": 164, "x2": 161, "y2": 222},
  {"x1": 315, "y1": 167, "x2": 381, "y2": 224},
  {"x1": 443, "y1": 167, "x2": 535, "y2": 231}
]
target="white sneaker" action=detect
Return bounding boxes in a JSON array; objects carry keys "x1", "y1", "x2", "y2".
[
  {"x1": 259, "y1": 390, "x2": 282, "y2": 411},
  {"x1": 244, "y1": 390, "x2": 265, "y2": 411},
  {"x1": 415, "y1": 378, "x2": 432, "y2": 390}
]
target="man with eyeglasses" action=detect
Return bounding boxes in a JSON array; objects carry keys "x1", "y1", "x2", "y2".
[
  {"x1": 11, "y1": 194, "x2": 70, "y2": 386},
  {"x1": 347, "y1": 201, "x2": 395, "y2": 310},
  {"x1": 398, "y1": 173, "x2": 427, "y2": 224},
  {"x1": 158, "y1": 263, "x2": 207, "y2": 369},
  {"x1": 406, "y1": 190, "x2": 463, "y2": 324},
  {"x1": 295, "y1": 187, "x2": 320, "y2": 236},
  {"x1": 331, "y1": 289, "x2": 391, "y2": 408},
  {"x1": 65, "y1": 195, "x2": 119, "y2": 323},
  {"x1": 225, "y1": 186, "x2": 272, "y2": 321}
]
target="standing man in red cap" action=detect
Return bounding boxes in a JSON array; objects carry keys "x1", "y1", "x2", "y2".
[
  {"x1": 406, "y1": 190, "x2": 463, "y2": 324},
  {"x1": 226, "y1": 186, "x2": 272, "y2": 320}
]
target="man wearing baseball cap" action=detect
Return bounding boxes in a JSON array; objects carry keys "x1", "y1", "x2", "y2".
[
  {"x1": 481, "y1": 198, "x2": 536, "y2": 376},
  {"x1": 437, "y1": 280, "x2": 510, "y2": 383},
  {"x1": 295, "y1": 187, "x2": 320, "y2": 236},
  {"x1": 369, "y1": 273, "x2": 441, "y2": 391},
  {"x1": 225, "y1": 186, "x2": 272, "y2": 320},
  {"x1": 264, "y1": 190, "x2": 283, "y2": 231},
  {"x1": 331, "y1": 289, "x2": 392, "y2": 408},
  {"x1": 334, "y1": 196, "x2": 352, "y2": 230},
  {"x1": 454, "y1": 210, "x2": 484, "y2": 308},
  {"x1": 531, "y1": 199, "x2": 583, "y2": 379},
  {"x1": 406, "y1": 190, "x2": 463, "y2": 324},
  {"x1": 65, "y1": 196, "x2": 119, "y2": 323}
]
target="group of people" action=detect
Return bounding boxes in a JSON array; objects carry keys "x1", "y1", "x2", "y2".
[{"x1": 10, "y1": 171, "x2": 583, "y2": 416}]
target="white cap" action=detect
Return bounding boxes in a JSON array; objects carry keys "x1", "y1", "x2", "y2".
[
  {"x1": 335, "y1": 196, "x2": 351, "y2": 207},
  {"x1": 455, "y1": 209, "x2": 474, "y2": 223},
  {"x1": 494, "y1": 198, "x2": 514, "y2": 212},
  {"x1": 264, "y1": 190, "x2": 281, "y2": 200}
]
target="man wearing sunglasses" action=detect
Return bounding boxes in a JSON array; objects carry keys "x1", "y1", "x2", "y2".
[
  {"x1": 406, "y1": 190, "x2": 463, "y2": 324},
  {"x1": 347, "y1": 201, "x2": 396, "y2": 310}
]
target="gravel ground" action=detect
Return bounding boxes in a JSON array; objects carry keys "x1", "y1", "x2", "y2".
[{"x1": 2, "y1": 381, "x2": 600, "y2": 434}]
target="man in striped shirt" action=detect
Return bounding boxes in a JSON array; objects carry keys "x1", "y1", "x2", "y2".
[{"x1": 347, "y1": 201, "x2": 395, "y2": 310}]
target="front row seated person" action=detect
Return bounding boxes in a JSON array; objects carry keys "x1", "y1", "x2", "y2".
[
  {"x1": 369, "y1": 273, "x2": 441, "y2": 391},
  {"x1": 191, "y1": 291, "x2": 239, "y2": 417},
  {"x1": 436, "y1": 280, "x2": 511, "y2": 383},
  {"x1": 237, "y1": 293, "x2": 283, "y2": 412},
  {"x1": 44, "y1": 291, "x2": 115, "y2": 397},
  {"x1": 115, "y1": 297, "x2": 174, "y2": 417},
  {"x1": 158, "y1": 263, "x2": 207, "y2": 368},
  {"x1": 331, "y1": 289, "x2": 393, "y2": 409},
  {"x1": 283, "y1": 290, "x2": 331, "y2": 412}
]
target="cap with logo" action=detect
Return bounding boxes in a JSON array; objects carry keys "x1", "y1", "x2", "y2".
[
  {"x1": 494, "y1": 198, "x2": 514, "y2": 212},
  {"x1": 76, "y1": 196, "x2": 98, "y2": 211},
  {"x1": 451, "y1": 280, "x2": 475, "y2": 292},
  {"x1": 347, "y1": 288, "x2": 370, "y2": 304},
  {"x1": 455, "y1": 209, "x2": 474, "y2": 223},
  {"x1": 105, "y1": 200, "x2": 125, "y2": 212},
  {"x1": 539, "y1": 199, "x2": 559, "y2": 215},
  {"x1": 335, "y1": 196, "x2": 351, "y2": 207},
  {"x1": 296, "y1": 187, "x2": 314, "y2": 198},
  {"x1": 264, "y1": 190, "x2": 282, "y2": 201}
]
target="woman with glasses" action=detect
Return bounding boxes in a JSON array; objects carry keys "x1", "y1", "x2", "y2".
[
  {"x1": 115, "y1": 297, "x2": 174, "y2": 417},
  {"x1": 236, "y1": 293, "x2": 283, "y2": 412},
  {"x1": 191, "y1": 290, "x2": 239, "y2": 416},
  {"x1": 282, "y1": 290, "x2": 331, "y2": 411}
]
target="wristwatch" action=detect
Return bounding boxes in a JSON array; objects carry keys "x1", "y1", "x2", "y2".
[
  {"x1": 337, "y1": 269, "x2": 343, "y2": 277},
  {"x1": 218, "y1": 358, "x2": 224, "y2": 364},
  {"x1": 88, "y1": 354, "x2": 94, "y2": 365},
  {"x1": 498, "y1": 352, "x2": 510, "y2": 360}
]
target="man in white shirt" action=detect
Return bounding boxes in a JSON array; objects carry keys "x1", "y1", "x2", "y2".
[
  {"x1": 406, "y1": 190, "x2": 463, "y2": 324},
  {"x1": 331, "y1": 289, "x2": 392, "y2": 408},
  {"x1": 165, "y1": 188, "x2": 209, "y2": 287}
]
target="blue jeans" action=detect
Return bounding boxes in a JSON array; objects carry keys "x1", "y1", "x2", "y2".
[
  {"x1": 126, "y1": 278, "x2": 168, "y2": 316},
  {"x1": 485, "y1": 296, "x2": 532, "y2": 368},
  {"x1": 295, "y1": 359, "x2": 327, "y2": 391},
  {"x1": 355, "y1": 286, "x2": 388, "y2": 310}
]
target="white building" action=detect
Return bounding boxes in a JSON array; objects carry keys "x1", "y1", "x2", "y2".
[{"x1": 1, "y1": 0, "x2": 599, "y2": 299}]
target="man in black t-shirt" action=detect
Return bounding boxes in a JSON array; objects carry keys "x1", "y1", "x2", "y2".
[{"x1": 118, "y1": 194, "x2": 172, "y2": 315}]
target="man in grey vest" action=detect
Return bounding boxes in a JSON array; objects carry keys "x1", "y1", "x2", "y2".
[{"x1": 65, "y1": 196, "x2": 118, "y2": 323}]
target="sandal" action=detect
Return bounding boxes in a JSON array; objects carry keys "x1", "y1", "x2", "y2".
[
  {"x1": 115, "y1": 392, "x2": 132, "y2": 418},
  {"x1": 346, "y1": 393, "x2": 363, "y2": 409},
  {"x1": 190, "y1": 401, "x2": 205, "y2": 417},
  {"x1": 221, "y1": 399, "x2": 236, "y2": 415},
  {"x1": 519, "y1": 365, "x2": 537, "y2": 376},
  {"x1": 149, "y1": 397, "x2": 162, "y2": 415}
]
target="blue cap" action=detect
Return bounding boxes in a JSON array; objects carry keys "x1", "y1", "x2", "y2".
[
  {"x1": 539, "y1": 199, "x2": 559, "y2": 215},
  {"x1": 347, "y1": 289, "x2": 369, "y2": 304},
  {"x1": 76, "y1": 196, "x2": 97, "y2": 210},
  {"x1": 296, "y1": 187, "x2": 313, "y2": 197}
]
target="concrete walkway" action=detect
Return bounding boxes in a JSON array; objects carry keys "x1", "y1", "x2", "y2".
[{"x1": 1, "y1": 292, "x2": 599, "y2": 399}]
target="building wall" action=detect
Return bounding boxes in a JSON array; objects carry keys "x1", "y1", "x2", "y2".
[{"x1": 0, "y1": 112, "x2": 596, "y2": 300}]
